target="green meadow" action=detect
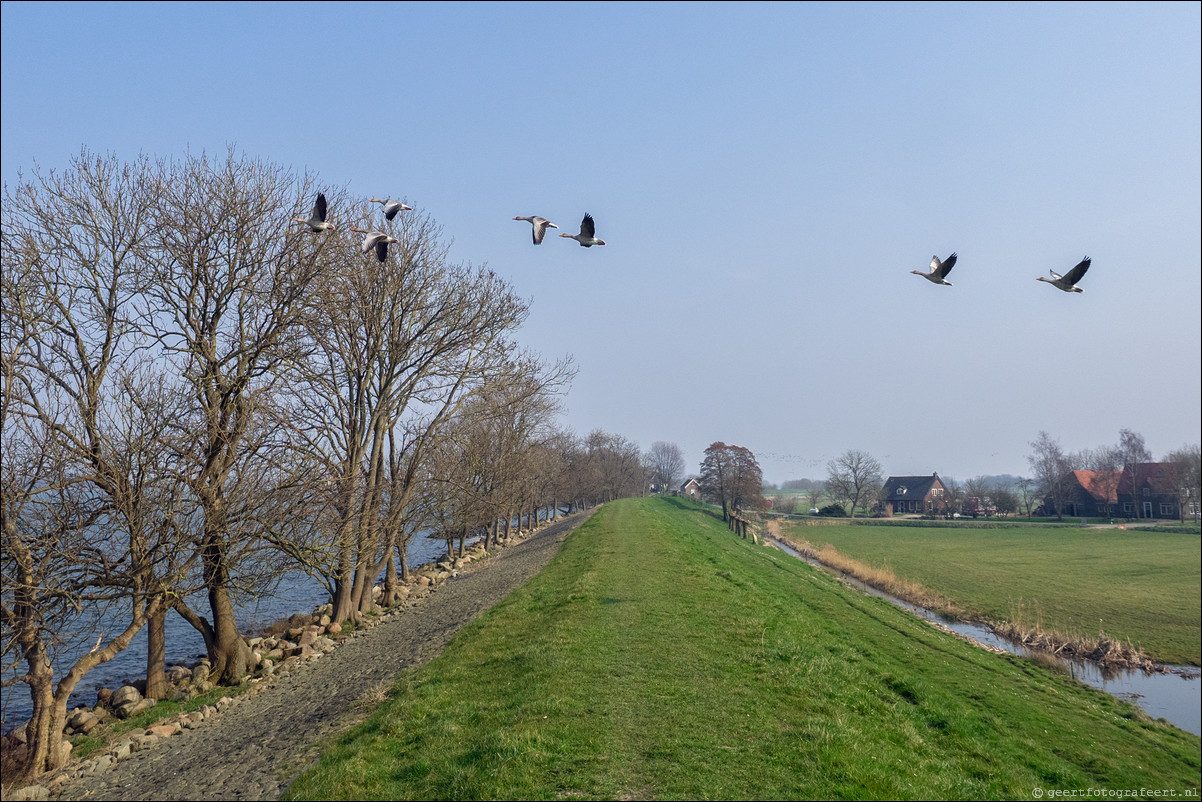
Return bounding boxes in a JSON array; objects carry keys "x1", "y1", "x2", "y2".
[
  {"x1": 285, "y1": 498, "x2": 1199, "y2": 801},
  {"x1": 777, "y1": 520, "x2": 1202, "y2": 666}
]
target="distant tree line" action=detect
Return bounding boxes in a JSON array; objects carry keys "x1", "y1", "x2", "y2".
[{"x1": 757, "y1": 431, "x2": 1198, "y2": 522}]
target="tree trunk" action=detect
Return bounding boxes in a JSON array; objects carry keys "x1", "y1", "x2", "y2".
[
  {"x1": 206, "y1": 583, "x2": 250, "y2": 685},
  {"x1": 383, "y1": 553, "x2": 399, "y2": 606},
  {"x1": 144, "y1": 608, "x2": 167, "y2": 700},
  {"x1": 16, "y1": 654, "x2": 62, "y2": 781}
]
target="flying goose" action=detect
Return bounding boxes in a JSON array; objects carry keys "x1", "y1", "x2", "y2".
[
  {"x1": 513, "y1": 215, "x2": 559, "y2": 245},
  {"x1": 559, "y1": 213, "x2": 606, "y2": 247},
  {"x1": 350, "y1": 228, "x2": 399, "y2": 263},
  {"x1": 911, "y1": 252, "x2": 957, "y2": 286},
  {"x1": 369, "y1": 198, "x2": 413, "y2": 221},
  {"x1": 294, "y1": 193, "x2": 335, "y2": 233},
  {"x1": 1037, "y1": 257, "x2": 1091, "y2": 293}
]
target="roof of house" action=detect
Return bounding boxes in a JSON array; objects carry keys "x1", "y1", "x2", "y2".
[
  {"x1": 1118, "y1": 462, "x2": 1180, "y2": 496},
  {"x1": 1068, "y1": 469, "x2": 1121, "y2": 504},
  {"x1": 882, "y1": 473, "x2": 943, "y2": 501},
  {"x1": 680, "y1": 478, "x2": 700, "y2": 491}
]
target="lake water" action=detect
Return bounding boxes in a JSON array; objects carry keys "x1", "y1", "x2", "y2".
[
  {"x1": 0, "y1": 530, "x2": 475, "y2": 733},
  {"x1": 766, "y1": 537, "x2": 1201, "y2": 736}
]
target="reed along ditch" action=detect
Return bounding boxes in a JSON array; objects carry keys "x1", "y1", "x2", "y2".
[{"x1": 767, "y1": 537, "x2": 1201, "y2": 736}]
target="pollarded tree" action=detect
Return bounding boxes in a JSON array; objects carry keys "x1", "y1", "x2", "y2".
[{"x1": 825, "y1": 449, "x2": 883, "y2": 518}]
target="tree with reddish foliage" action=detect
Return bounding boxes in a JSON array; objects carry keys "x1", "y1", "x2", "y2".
[{"x1": 699, "y1": 442, "x2": 765, "y2": 521}]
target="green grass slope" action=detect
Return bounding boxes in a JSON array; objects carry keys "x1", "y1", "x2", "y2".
[{"x1": 286, "y1": 497, "x2": 1200, "y2": 801}]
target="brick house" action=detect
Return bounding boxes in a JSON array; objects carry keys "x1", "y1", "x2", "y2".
[
  {"x1": 680, "y1": 478, "x2": 701, "y2": 499},
  {"x1": 881, "y1": 473, "x2": 947, "y2": 516},
  {"x1": 1116, "y1": 462, "x2": 1181, "y2": 519},
  {"x1": 1049, "y1": 469, "x2": 1121, "y2": 517}
]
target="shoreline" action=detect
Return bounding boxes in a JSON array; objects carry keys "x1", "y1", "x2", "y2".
[{"x1": 11, "y1": 510, "x2": 594, "y2": 801}]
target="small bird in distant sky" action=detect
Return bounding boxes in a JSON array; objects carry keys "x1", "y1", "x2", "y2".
[
  {"x1": 911, "y1": 252, "x2": 957, "y2": 286},
  {"x1": 369, "y1": 198, "x2": 413, "y2": 221},
  {"x1": 513, "y1": 215, "x2": 559, "y2": 245},
  {"x1": 350, "y1": 228, "x2": 399, "y2": 263},
  {"x1": 294, "y1": 193, "x2": 335, "y2": 232},
  {"x1": 559, "y1": 213, "x2": 606, "y2": 247},
  {"x1": 1037, "y1": 257, "x2": 1091, "y2": 293}
]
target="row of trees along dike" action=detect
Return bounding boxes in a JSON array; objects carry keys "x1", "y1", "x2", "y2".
[{"x1": 0, "y1": 149, "x2": 647, "y2": 782}]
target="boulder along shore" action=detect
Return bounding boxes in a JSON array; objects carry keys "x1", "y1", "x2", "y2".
[{"x1": 39, "y1": 510, "x2": 593, "y2": 802}]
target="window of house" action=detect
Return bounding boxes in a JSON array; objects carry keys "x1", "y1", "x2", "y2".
[
  {"x1": 1142, "y1": 487, "x2": 1150, "y2": 496},
  {"x1": 1160, "y1": 503, "x2": 1174, "y2": 515},
  {"x1": 1122, "y1": 503, "x2": 1134, "y2": 514}
]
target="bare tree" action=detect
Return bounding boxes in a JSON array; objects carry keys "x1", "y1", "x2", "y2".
[
  {"x1": 418, "y1": 357, "x2": 569, "y2": 558},
  {"x1": 137, "y1": 149, "x2": 334, "y2": 684},
  {"x1": 1164, "y1": 443, "x2": 1200, "y2": 522},
  {"x1": 993, "y1": 487, "x2": 1019, "y2": 518},
  {"x1": 286, "y1": 200, "x2": 545, "y2": 621},
  {"x1": 585, "y1": 430, "x2": 644, "y2": 504},
  {"x1": 1027, "y1": 430, "x2": 1075, "y2": 520},
  {"x1": 940, "y1": 475, "x2": 964, "y2": 517},
  {"x1": 1016, "y1": 477, "x2": 1039, "y2": 519},
  {"x1": 825, "y1": 450, "x2": 883, "y2": 518},
  {"x1": 806, "y1": 485, "x2": 825, "y2": 512},
  {"x1": 1, "y1": 151, "x2": 194, "y2": 778},
  {"x1": 645, "y1": 441, "x2": 686, "y2": 494},
  {"x1": 1117, "y1": 429, "x2": 1152, "y2": 519}
]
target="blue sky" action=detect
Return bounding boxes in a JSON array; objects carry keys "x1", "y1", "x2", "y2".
[{"x1": 3, "y1": 1, "x2": 1199, "y2": 484}]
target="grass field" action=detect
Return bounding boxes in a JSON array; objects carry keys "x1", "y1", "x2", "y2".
[
  {"x1": 776, "y1": 520, "x2": 1202, "y2": 666},
  {"x1": 284, "y1": 497, "x2": 1198, "y2": 800}
]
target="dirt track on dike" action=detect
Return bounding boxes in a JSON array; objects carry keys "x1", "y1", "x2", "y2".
[{"x1": 55, "y1": 510, "x2": 594, "y2": 801}]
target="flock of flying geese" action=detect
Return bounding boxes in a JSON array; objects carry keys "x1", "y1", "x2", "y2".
[
  {"x1": 292, "y1": 192, "x2": 606, "y2": 263},
  {"x1": 912, "y1": 251, "x2": 1093, "y2": 293},
  {"x1": 296, "y1": 192, "x2": 1089, "y2": 292}
]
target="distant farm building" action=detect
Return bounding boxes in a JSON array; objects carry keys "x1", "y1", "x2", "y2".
[
  {"x1": 1117, "y1": 462, "x2": 1183, "y2": 519},
  {"x1": 881, "y1": 473, "x2": 947, "y2": 516},
  {"x1": 680, "y1": 478, "x2": 701, "y2": 499},
  {"x1": 1046, "y1": 469, "x2": 1121, "y2": 518}
]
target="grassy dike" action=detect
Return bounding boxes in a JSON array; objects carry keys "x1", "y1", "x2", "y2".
[{"x1": 285, "y1": 498, "x2": 1200, "y2": 800}]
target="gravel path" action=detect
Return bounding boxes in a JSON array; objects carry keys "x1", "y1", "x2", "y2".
[{"x1": 56, "y1": 511, "x2": 593, "y2": 801}]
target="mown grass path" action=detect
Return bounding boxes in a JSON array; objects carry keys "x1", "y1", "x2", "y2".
[
  {"x1": 777, "y1": 521, "x2": 1201, "y2": 665},
  {"x1": 285, "y1": 498, "x2": 1200, "y2": 801}
]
